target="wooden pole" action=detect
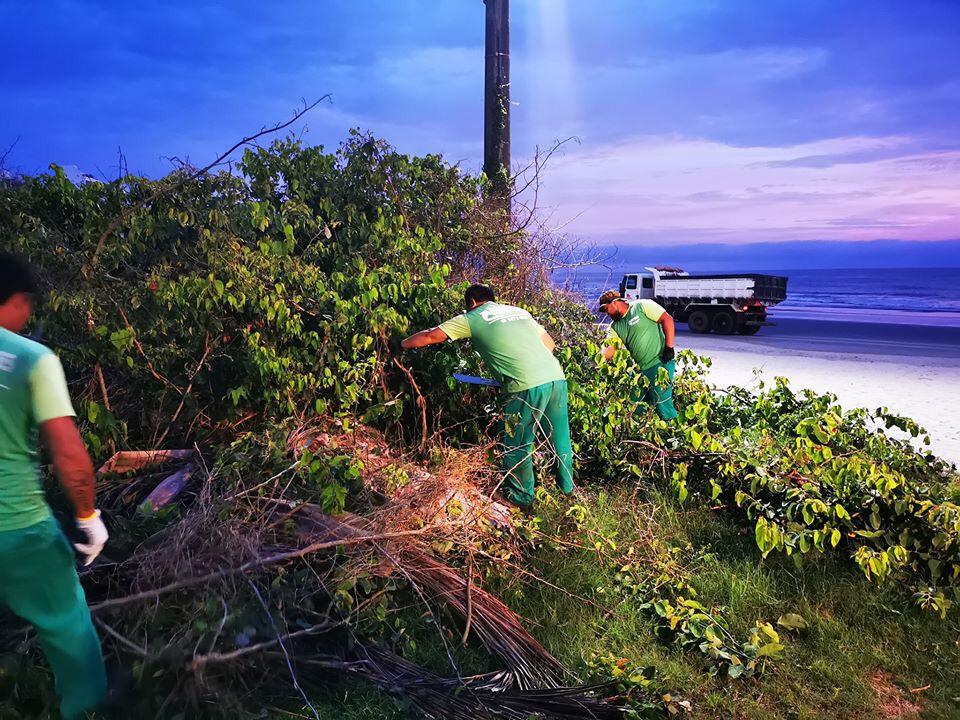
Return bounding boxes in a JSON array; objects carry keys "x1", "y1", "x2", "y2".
[{"x1": 483, "y1": 0, "x2": 511, "y2": 208}]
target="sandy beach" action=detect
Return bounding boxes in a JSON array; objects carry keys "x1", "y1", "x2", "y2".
[{"x1": 679, "y1": 315, "x2": 960, "y2": 467}]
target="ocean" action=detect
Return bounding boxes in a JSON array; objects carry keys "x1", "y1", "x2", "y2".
[{"x1": 558, "y1": 266, "x2": 960, "y2": 329}]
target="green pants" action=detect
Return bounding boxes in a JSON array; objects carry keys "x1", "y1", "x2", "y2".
[
  {"x1": 502, "y1": 379, "x2": 575, "y2": 507},
  {"x1": 640, "y1": 359, "x2": 679, "y2": 422},
  {"x1": 0, "y1": 517, "x2": 106, "y2": 720}
]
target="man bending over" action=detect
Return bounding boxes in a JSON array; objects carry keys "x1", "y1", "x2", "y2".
[
  {"x1": 598, "y1": 289, "x2": 679, "y2": 422},
  {"x1": 402, "y1": 284, "x2": 574, "y2": 509}
]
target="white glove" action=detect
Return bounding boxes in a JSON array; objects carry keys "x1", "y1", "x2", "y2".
[{"x1": 75, "y1": 510, "x2": 109, "y2": 566}]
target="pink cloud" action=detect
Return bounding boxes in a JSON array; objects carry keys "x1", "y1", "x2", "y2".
[{"x1": 533, "y1": 135, "x2": 960, "y2": 243}]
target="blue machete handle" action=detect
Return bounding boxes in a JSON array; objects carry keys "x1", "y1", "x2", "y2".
[{"x1": 453, "y1": 373, "x2": 502, "y2": 388}]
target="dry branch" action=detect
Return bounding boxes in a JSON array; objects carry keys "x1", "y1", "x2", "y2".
[
  {"x1": 392, "y1": 357, "x2": 429, "y2": 450},
  {"x1": 336, "y1": 643, "x2": 625, "y2": 720},
  {"x1": 294, "y1": 507, "x2": 566, "y2": 689},
  {"x1": 190, "y1": 622, "x2": 338, "y2": 670},
  {"x1": 90, "y1": 526, "x2": 436, "y2": 614}
]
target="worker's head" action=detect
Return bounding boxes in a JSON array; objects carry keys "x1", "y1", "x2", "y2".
[
  {"x1": 464, "y1": 283, "x2": 496, "y2": 311},
  {"x1": 0, "y1": 253, "x2": 38, "y2": 333},
  {"x1": 598, "y1": 290, "x2": 628, "y2": 320}
]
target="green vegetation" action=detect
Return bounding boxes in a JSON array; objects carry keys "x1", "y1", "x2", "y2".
[{"x1": 1, "y1": 135, "x2": 959, "y2": 719}]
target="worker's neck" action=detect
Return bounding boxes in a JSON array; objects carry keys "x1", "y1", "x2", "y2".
[{"x1": 0, "y1": 309, "x2": 25, "y2": 333}]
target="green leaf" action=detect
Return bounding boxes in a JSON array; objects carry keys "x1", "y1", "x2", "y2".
[
  {"x1": 756, "y1": 642, "x2": 785, "y2": 658},
  {"x1": 776, "y1": 613, "x2": 809, "y2": 631}
]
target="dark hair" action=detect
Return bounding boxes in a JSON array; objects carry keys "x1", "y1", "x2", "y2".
[
  {"x1": 465, "y1": 283, "x2": 496, "y2": 306},
  {"x1": 0, "y1": 253, "x2": 38, "y2": 304}
]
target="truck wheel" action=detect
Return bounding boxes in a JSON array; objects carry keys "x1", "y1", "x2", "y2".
[
  {"x1": 711, "y1": 311, "x2": 736, "y2": 335},
  {"x1": 688, "y1": 311, "x2": 710, "y2": 334},
  {"x1": 737, "y1": 325, "x2": 761, "y2": 335}
]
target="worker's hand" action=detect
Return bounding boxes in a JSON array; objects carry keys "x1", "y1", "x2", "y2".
[
  {"x1": 74, "y1": 510, "x2": 109, "y2": 566},
  {"x1": 660, "y1": 346, "x2": 675, "y2": 363}
]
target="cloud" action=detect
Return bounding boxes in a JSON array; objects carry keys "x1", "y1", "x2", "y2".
[
  {"x1": 373, "y1": 46, "x2": 479, "y2": 91},
  {"x1": 535, "y1": 134, "x2": 960, "y2": 244},
  {"x1": 2, "y1": 0, "x2": 959, "y2": 252},
  {"x1": 618, "y1": 46, "x2": 829, "y2": 82}
]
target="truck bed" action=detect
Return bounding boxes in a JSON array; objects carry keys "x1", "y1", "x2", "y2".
[{"x1": 655, "y1": 273, "x2": 788, "y2": 305}]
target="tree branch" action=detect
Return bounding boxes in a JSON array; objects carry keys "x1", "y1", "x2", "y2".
[
  {"x1": 90, "y1": 525, "x2": 435, "y2": 614},
  {"x1": 190, "y1": 621, "x2": 338, "y2": 670}
]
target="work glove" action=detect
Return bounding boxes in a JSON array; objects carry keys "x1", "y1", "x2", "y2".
[
  {"x1": 75, "y1": 510, "x2": 109, "y2": 566},
  {"x1": 660, "y1": 346, "x2": 675, "y2": 363}
]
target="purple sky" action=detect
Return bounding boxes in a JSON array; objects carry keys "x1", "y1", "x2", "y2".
[{"x1": 2, "y1": 0, "x2": 959, "y2": 248}]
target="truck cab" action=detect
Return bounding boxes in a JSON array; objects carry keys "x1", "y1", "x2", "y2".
[
  {"x1": 619, "y1": 267, "x2": 689, "y2": 301},
  {"x1": 620, "y1": 271, "x2": 653, "y2": 300}
]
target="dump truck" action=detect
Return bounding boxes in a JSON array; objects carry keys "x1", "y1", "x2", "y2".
[{"x1": 618, "y1": 266, "x2": 788, "y2": 335}]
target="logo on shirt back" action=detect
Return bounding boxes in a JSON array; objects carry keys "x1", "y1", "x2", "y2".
[
  {"x1": 0, "y1": 351, "x2": 15, "y2": 373},
  {"x1": 480, "y1": 305, "x2": 528, "y2": 324}
]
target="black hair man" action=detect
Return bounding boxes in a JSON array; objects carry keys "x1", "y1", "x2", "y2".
[
  {"x1": 401, "y1": 284, "x2": 573, "y2": 509},
  {"x1": 597, "y1": 289, "x2": 679, "y2": 422},
  {"x1": 0, "y1": 253, "x2": 108, "y2": 718}
]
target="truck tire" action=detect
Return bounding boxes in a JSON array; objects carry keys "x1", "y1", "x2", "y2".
[
  {"x1": 737, "y1": 325, "x2": 761, "y2": 335},
  {"x1": 711, "y1": 310, "x2": 736, "y2": 335},
  {"x1": 688, "y1": 310, "x2": 710, "y2": 334}
]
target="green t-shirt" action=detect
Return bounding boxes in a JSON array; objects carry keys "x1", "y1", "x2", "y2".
[
  {"x1": 439, "y1": 302, "x2": 565, "y2": 394},
  {"x1": 0, "y1": 328, "x2": 76, "y2": 532},
  {"x1": 609, "y1": 299, "x2": 667, "y2": 370}
]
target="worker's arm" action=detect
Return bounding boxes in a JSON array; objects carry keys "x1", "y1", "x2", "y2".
[
  {"x1": 659, "y1": 312, "x2": 675, "y2": 349},
  {"x1": 600, "y1": 327, "x2": 618, "y2": 361},
  {"x1": 32, "y1": 353, "x2": 108, "y2": 565},
  {"x1": 639, "y1": 300, "x2": 676, "y2": 362},
  {"x1": 658, "y1": 312, "x2": 676, "y2": 362},
  {"x1": 401, "y1": 327, "x2": 450, "y2": 349},
  {"x1": 404, "y1": 314, "x2": 471, "y2": 349},
  {"x1": 40, "y1": 417, "x2": 96, "y2": 518},
  {"x1": 539, "y1": 327, "x2": 556, "y2": 353}
]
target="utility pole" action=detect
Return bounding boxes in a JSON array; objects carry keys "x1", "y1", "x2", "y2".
[{"x1": 483, "y1": 0, "x2": 510, "y2": 210}]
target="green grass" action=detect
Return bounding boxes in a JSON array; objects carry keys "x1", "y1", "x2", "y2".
[
  {"x1": 472, "y1": 487, "x2": 960, "y2": 720},
  {"x1": 267, "y1": 685, "x2": 413, "y2": 720}
]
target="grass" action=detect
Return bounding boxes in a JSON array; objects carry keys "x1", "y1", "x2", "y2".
[
  {"x1": 6, "y1": 484, "x2": 960, "y2": 719},
  {"x1": 465, "y1": 486, "x2": 960, "y2": 719},
  {"x1": 267, "y1": 686, "x2": 414, "y2": 720}
]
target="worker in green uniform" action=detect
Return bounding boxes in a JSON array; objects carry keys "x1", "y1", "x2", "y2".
[
  {"x1": 401, "y1": 284, "x2": 574, "y2": 509},
  {"x1": 0, "y1": 253, "x2": 108, "y2": 719},
  {"x1": 598, "y1": 290, "x2": 679, "y2": 422}
]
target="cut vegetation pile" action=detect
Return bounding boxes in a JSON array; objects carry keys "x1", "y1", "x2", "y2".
[{"x1": 2, "y1": 134, "x2": 959, "y2": 719}]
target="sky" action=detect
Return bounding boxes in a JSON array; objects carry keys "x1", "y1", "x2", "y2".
[{"x1": 2, "y1": 0, "x2": 960, "y2": 255}]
